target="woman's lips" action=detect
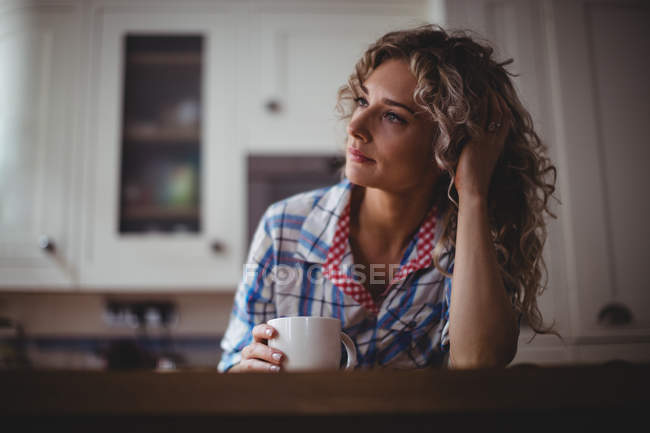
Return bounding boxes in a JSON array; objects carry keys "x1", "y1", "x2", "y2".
[{"x1": 348, "y1": 147, "x2": 375, "y2": 163}]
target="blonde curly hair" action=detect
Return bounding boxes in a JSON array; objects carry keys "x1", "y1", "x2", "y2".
[{"x1": 336, "y1": 25, "x2": 559, "y2": 335}]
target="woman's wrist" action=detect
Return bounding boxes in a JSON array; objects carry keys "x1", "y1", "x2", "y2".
[{"x1": 458, "y1": 192, "x2": 488, "y2": 214}]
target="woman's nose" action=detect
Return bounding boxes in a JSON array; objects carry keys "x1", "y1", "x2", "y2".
[{"x1": 347, "y1": 113, "x2": 371, "y2": 143}]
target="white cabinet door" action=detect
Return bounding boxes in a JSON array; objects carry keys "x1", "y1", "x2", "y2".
[
  {"x1": 81, "y1": 9, "x2": 243, "y2": 290},
  {"x1": 0, "y1": 4, "x2": 81, "y2": 289},
  {"x1": 545, "y1": 0, "x2": 650, "y2": 339},
  {"x1": 244, "y1": 9, "x2": 429, "y2": 154}
]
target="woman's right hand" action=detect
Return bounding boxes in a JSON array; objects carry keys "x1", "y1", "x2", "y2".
[{"x1": 228, "y1": 324, "x2": 285, "y2": 373}]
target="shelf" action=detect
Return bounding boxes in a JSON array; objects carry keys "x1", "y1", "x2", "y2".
[
  {"x1": 122, "y1": 206, "x2": 199, "y2": 221},
  {"x1": 127, "y1": 52, "x2": 201, "y2": 66},
  {"x1": 124, "y1": 126, "x2": 200, "y2": 143}
]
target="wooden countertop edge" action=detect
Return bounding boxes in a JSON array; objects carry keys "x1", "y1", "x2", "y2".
[{"x1": 1, "y1": 365, "x2": 648, "y2": 415}]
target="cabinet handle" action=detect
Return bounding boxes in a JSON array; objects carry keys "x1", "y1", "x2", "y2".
[
  {"x1": 38, "y1": 235, "x2": 56, "y2": 254},
  {"x1": 264, "y1": 99, "x2": 282, "y2": 114},
  {"x1": 210, "y1": 241, "x2": 225, "y2": 254},
  {"x1": 597, "y1": 302, "x2": 633, "y2": 326}
]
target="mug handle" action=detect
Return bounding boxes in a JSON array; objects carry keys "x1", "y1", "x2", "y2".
[{"x1": 340, "y1": 332, "x2": 357, "y2": 370}]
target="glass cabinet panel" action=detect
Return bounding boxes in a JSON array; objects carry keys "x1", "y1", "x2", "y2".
[{"x1": 119, "y1": 35, "x2": 203, "y2": 233}]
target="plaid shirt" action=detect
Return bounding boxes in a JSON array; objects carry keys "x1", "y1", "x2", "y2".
[{"x1": 218, "y1": 179, "x2": 455, "y2": 372}]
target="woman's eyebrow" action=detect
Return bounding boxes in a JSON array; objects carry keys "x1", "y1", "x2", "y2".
[{"x1": 359, "y1": 84, "x2": 416, "y2": 115}]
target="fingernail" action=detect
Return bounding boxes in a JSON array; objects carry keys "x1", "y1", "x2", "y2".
[
  {"x1": 272, "y1": 352, "x2": 282, "y2": 361},
  {"x1": 265, "y1": 328, "x2": 273, "y2": 337},
  {"x1": 270, "y1": 365, "x2": 280, "y2": 372}
]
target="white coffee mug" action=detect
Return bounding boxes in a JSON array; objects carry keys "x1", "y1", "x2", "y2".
[{"x1": 266, "y1": 317, "x2": 357, "y2": 371}]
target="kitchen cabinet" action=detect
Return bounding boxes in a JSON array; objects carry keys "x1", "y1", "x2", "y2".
[
  {"x1": 243, "y1": 4, "x2": 429, "y2": 154},
  {"x1": 447, "y1": 0, "x2": 650, "y2": 364},
  {"x1": 0, "y1": 2, "x2": 82, "y2": 289},
  {"x1": 80, "y1": 6, "x2": 244, "y2": 289},
  {"x1": 542, "y1": 0, "x2": 650, "y2": 342},
  {"x1": 1, "y1": 0, "x2": 435, "y2": 291},
  {"x1": 80, "y1": 0, "x2": 433, "y2": 290}
]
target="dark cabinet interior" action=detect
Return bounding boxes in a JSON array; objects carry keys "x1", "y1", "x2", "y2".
[{"x1": 119, "y1": 35, "x2": 203, "y2": 233}]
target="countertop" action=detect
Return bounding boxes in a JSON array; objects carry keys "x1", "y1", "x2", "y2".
[{"x1": 1, "y1": 364, "x2": 648, "y2": 431}]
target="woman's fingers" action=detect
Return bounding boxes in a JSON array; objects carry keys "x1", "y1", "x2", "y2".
[
  {"x1": 252, "y1": 323, "x2": 277, "y2": 343},
  {"x1": 228, "y1": 324, "x2": 284, "y2": 373},
  {"x1": 476, "y1": 88, "x2": 504, "y2": 132},
  {"x1": 494, "y1": 93, "x2": 513, "y2": 140},
  {"x1": 242, "y1": 342, "x2": 284, "y2": 365},
  {"x1": 488, "y1": 90, "x2": 503, "y2": 124},
  {"x1": 476, "y1": 88, "x2": 490, "y2": 128},
  {"x1": 234, "y1": 358, "x2": 281, "y2": 373},
  {"x1": 484, "y1": 90, "x2": 513, "y2": 149}
]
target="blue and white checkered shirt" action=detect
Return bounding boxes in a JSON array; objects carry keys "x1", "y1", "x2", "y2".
[{"x1": 218, "y1": 179, "x2": 455, "y2": 372}]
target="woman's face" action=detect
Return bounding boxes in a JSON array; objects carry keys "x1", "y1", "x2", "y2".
[{"x1": 345, "y1": 59, "x2": 439, "y2": 194}]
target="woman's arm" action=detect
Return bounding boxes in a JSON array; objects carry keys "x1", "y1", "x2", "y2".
[
  {"x1": 448, "y1": 193, "x2": 519, "y2": 368},
  {"x1": 448, "y1": 91, "x2": 519, "y2": 368},
  {"x1": 218, "y1": 206, "x2": 282, "y2": 373}
]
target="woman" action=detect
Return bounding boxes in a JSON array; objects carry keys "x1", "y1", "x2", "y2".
[{"x1": 218, "y1": 25, "x2": 557, "y2": 372}]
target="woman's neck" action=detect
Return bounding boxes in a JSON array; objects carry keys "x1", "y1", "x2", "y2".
[{"x1": 349, "y1": 180, "x2": 438, "y2": 257}]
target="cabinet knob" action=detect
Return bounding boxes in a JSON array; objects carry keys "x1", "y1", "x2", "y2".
[
  {"x1": 210, "y1": 241, "x2": 225, "y2": 254},
  {"x1": 38, "y1": 235, "x2": 56, "y2": 253},
  {"x1": 264, "y1": 99, "x2": 283, "y2": 114},
  {"x1": 597, "y1": 302, "x2": 633, "y2": 326}
]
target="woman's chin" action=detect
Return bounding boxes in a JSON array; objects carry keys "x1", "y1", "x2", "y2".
[{"x1": 345, "y1": 163, "x2": 376, "y2": 188}]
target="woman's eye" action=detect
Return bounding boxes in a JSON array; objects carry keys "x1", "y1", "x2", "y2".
[
  {"x1": 352, "y1": 98, "x2": 406, "y2": 124},
  {"x1": 354, "y1": 97, "x2": 368, "y2": 107},
  {"x1": 384, "y1": 111, "x2": 405, "y2": 124}
]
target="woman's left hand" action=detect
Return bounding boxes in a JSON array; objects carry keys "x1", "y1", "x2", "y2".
[{"x1": 454, "y1": 90, "x2": 512, "y2": 200}]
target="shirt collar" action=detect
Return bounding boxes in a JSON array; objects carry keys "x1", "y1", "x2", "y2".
[
  {"x1": 294, "y1": 178, "x2": 443, "y2": 267},
  {"x1": 294, "y1": 178, "x2": 442, "y2": 312},
  {"x1": 293, "y1": 178, "x2": 353, "y2": 264},
  {"x1": 321, "y1": 200, "x2": 439, "y2": 315}
]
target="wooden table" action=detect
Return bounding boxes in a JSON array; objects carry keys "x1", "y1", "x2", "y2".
[{"x1": 1, "y1": 364, "x2": 648, "y2": 431}]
